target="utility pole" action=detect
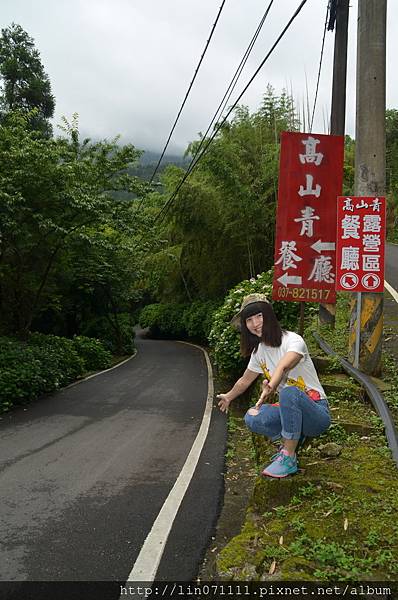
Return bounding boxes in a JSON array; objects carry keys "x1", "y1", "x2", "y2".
[
  {"x1": 330, "y1": 0, "x2": 349, "y2": 136},
  {"x1": 348, "y1": 0, "x2": 386, "y2": 374},
  {"x1": 319, "y1": 0, "x2": 349, "y2": 326}
]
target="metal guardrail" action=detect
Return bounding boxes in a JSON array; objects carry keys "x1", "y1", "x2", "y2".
[{"x1": 313, "y1": 331, "x2": 398, "y2": 468}]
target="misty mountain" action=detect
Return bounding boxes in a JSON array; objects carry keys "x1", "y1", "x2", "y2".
[{"x1": 131, "y1": 150, "x2": 190, "y2": 181}]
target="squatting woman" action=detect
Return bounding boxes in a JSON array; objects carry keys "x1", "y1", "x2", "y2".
[{"x1": 217, "y1": 293, "x2": 331, "y2": 478}]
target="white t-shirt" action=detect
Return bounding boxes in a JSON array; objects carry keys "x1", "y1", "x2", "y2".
[{"x1": 247, "y1": 331, "x2": 326, "y2": 399}]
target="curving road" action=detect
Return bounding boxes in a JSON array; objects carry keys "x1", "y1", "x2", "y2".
[{"x1": 0, "y1": 331, "x2": 227, "y2": 594}]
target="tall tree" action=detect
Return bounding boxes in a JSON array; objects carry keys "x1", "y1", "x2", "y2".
[
  {"x1": 144, "y1": 87, "x2": 300, "y2": 302},
  {"x1": 0, "y1": 23, "x2": 55, "y2": 136},
  {"x1": 386, "y1": 109, "x2": 398, "y2": 236},
  {"x1": 0, "y1": 112, "x2": 150, "y2": 337}
]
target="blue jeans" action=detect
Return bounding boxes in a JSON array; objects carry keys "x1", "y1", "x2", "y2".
[{"x1": 244, "y1": 386, "x2": 331, "y2": 441}]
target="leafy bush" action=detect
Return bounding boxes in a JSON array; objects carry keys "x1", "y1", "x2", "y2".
[
  {"x1": 0, "y1": 339, "x2": 46, "y2": 409},
  {"x1": 29, "y1": 333, "x2": 85, "y2": 381},
  {"x1": 182, "y1": 301, "x2": 220, "y2": 341},
  {"x1": 0, "y1": 333, "x2": 112, "y2": 413},
  {"x1": 81, "y1": 312, "x2": 136, "y2": 354},
  {"x1": 139, "y1": 303, "x2": 188, "y2": 338},
  {"x1": 72, "y1": 336, "x2": 113, "y2": 371},
  {"x1": 208, "y1": 269, "x2": 300, "y2": 377}
]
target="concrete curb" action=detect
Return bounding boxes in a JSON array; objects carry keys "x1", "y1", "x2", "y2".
[{"x1": 64, "y1": 350, "x2": 137, "y2": 390}]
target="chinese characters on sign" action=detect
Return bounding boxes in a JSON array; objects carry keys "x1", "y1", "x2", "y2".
[
  {"x1": 272, "y1": 132, "x2": 344, "y2": 303},
  {"x1": 335, "y1": 196, "x2": 386, "y2": 293}
]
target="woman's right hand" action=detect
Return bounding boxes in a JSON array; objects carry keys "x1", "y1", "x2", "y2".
[
  {"x1": 217, "y1": 393, "x2": 231, "y2": 413},
  {"x1": 255, "y1": 381, "x2": 274, "y2": 408}
]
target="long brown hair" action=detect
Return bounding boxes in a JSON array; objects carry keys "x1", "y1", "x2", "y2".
[{"x1": 239, "y1": 302, "x2": 284, "y2": 357}]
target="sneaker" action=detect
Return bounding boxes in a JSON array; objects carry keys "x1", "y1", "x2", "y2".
[
  {"x1": 270, "y1": 444, "x2": 283, "y2": 461},
  {"x1": 262, "y1": 452, "x2": 298, "y2": 478},
  {"x1": 269, "y1": 437, "x2": 306, "y2": 464}
]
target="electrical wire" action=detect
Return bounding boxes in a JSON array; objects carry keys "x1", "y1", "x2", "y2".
[
  {"x1": 132, "y1": 1, "x2": 226, "y2": 220},
  {"x1": 148, "y1": 0, "x2": 227, "y2": 185},
  {"x1": 181, "y1": 0, "x2": 275, "y2": 184},
  {"x1": 133, "y1": 0, "x2": 274, "y2": 227},
  {"x1": 309, "y1": 1, "x2": 330, "y2": 133},
  {"x1": 154, "y1": 0, "x2": 310, "y2": 225}
]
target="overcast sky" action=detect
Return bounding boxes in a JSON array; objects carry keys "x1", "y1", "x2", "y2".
[{"x1": 2, "y1": 1, "x2": 397, "y2": 155}]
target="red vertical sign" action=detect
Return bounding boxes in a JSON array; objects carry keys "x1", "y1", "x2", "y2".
[
  {"x1": 272, "y1": 131, "x2": 344, "y2": 303},
  {"x1": 335, "y1": 196, "x2": 386, "y2": 293}
]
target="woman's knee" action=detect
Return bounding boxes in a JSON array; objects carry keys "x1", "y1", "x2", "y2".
[
  {"x1": 244, "y1": 408, "x2": 277, "y2": 437},
  {"x1": 244, "y1": 410, "x2": 257, "y2": 431}
]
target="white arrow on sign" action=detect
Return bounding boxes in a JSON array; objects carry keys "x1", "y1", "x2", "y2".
[
  {"x1": 277, "y1": 273, "x2": 302, "y2": 287},
  {"x1": 311, "y1": 239, "x2": 336, "y2": 253}
]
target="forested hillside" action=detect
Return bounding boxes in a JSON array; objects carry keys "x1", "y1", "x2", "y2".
[{"x1": 129, "y1": 152, "x2": 190, "y2": 182}]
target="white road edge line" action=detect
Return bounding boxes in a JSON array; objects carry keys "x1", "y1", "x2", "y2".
[
  {"x1": 385, "y1": 280, "x2": 398, "y2": 304},
  {"x1": 63, "y1": 351, "x2": 137, "y2": 389},
  {"x1": 125, "y1": 341, "x2": 214, "y2": 584}
]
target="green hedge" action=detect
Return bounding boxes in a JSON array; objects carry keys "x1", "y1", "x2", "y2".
[
  {"x1": 183, "y1": 300, "x2": 220, "y2": 340},
  {"x1": 139, "y1": 303, "x2": 187, "y2": 338},
  {"x1": 139, "y1": 300, "x2": 220, "y2": 342},
  {"x1": 28, "y1": 333, "x2": 86, "y2": 381},
  {"x1": 0, "y1": 334, "x2": 112, "y2": 414},
  {"x1": 72, "y1": 335, "x2": 114, "y2": 371}
]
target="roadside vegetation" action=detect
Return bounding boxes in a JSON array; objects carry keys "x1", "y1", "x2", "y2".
[
  {"x1": 1, "y1": 23, "x2": 397, "y2": 424},
  {"x1": 0, "y1": 334, "x2": 112, "y2": 413},
  {"x1": 0, "y1": 24, "x2": 145, "y2": 412},
  {"x1": 386, "y1": 109, "x2": 398, "y2": 242}
]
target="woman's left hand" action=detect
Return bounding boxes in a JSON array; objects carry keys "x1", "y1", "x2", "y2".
[{"x1": 255, "y1": 381, "x2": 274, "y2": 408}]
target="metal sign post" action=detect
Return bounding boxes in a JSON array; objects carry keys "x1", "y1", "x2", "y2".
[{"x1": 354, "y1": 292, "x2": 362, "y2": 368}]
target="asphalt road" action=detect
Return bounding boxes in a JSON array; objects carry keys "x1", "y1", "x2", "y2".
[
  {"x1": 0, "y1": 331, "x2": 227, "y2": 593},
  {"x1": 386, "y1": 241, "x2": 398, "y2": 287},
  {"x1": 384, "y1": 242, "x2": 398, "y2": 362}
]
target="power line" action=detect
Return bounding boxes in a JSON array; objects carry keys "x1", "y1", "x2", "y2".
[
  {"x1": 154, "y1": 0, "x2": 310, "y2": 225},
  {"x1": 174, "y1": 0, "x2": 275, "y2": 199},
  {"x1": 148, "y1": 0, "x2": 227, "y2": 185},
  {"x1": 134, "y1": 0, "x2": 274, "y2": 226},
  {"x1": 310, "y1": 1, "x2": 330, "y2": 133}
]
